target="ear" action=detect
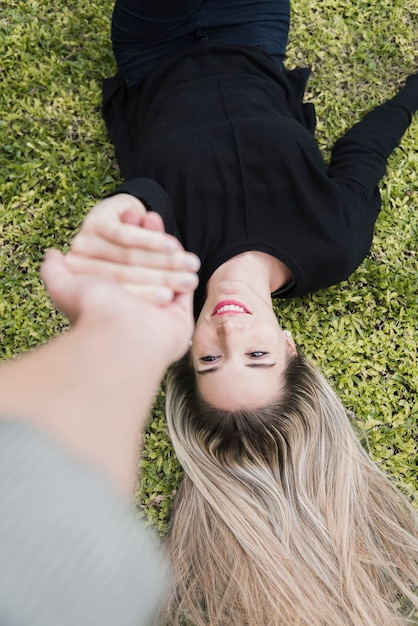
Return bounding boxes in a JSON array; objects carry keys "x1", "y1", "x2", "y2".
[{"x1": 284, "y1": 330, "x2": 297, "y2": 357}]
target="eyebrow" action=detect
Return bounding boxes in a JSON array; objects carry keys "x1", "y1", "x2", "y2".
[{"x1": 196, "y1": 363, "x2": 276, "y2": 376}]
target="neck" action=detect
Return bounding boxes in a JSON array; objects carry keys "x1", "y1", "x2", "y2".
[{"x1": 206, "y1": 252, "x2": 292, "y2": 300}]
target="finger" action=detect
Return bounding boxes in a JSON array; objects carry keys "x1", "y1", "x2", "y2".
[
  {"x1": 142, "y1": 211, "x2": 166, "y2": 233},
  {"x1": 41, "y1": 249, "x2": 73, "y2": 296},
  {"x1": 65, "y1": 254, "x2": 199, "y2": 293},
  {"x1": 123, "y1": 283, "x2": 175, "y2": 306},
  {"x1": 41, "y1": 249, "x2": 81, "y2": 321},
  {"x1": 90, "y1": 194, "x2": 148, "y2": 220},
  {"x1": 120, "y1": 208, "x2": 143, "y2": 227},
  {"x1": 120, "y1": 208, "x2": 182, "y2": 251},
  {"x1": 78, "y1": 218, "x2": 181, "y2": 253},
  {"x1": 120, "y1": 209, "x2": 166, "y2": 232},
  {"x1": 68, "y1": 238, "x2": 200, "y2": 272}
]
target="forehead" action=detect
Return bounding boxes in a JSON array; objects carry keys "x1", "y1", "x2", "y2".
[{"x1": 196, "y1": 362, "x2": 282, "y2": 410}]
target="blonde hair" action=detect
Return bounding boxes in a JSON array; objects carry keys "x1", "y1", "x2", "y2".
[{"x1": 161, "y1": 354, "x2": 418, "y2": 625}]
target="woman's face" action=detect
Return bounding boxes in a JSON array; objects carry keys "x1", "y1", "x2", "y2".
[{"x1": 191, "y1": 281, "x2": 295, "y2": 410}]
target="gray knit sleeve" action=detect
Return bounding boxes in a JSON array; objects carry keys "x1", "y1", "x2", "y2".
[{"x1": 0, "y1": 419, "x2": 169, "y2": 626}]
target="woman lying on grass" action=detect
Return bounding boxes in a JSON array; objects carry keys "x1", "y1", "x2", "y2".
[
  {"x1": 67, "y1": 195, "x2": 418, "y2": 626},
  {"x1": 65, "y1": 0, "x2": 418, "y2": 623}
]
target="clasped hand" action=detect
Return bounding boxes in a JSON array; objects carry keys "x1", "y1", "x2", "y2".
[
  {"x1": 66, "y1": 194, "x2": 200, "y2": 304},
  {"x1": 42, "y1": 194, "x2": 200, "y2": 367}
]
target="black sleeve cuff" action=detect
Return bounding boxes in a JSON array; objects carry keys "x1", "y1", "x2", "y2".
[
  {"x1": 271, "y1": 278, "x2": 297, "y2": 299},
  {"x1": 106, "y1": 177, "x2": 178, "y2": 238},
  {"x1": 390, "y1": 72, "x2": 418, "y2": 115}
]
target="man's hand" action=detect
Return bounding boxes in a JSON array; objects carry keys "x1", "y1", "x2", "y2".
[{"x1": 42, "y1": 248, "x2": 194, "y2": 367}]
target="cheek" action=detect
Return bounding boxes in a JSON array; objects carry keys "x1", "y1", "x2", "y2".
[
  {"x1": 265, "y1": 329, "x2": 288, "y2": 361},
  {"x1": 263, "y1": 324, "x2": 285, "y2": 347}
]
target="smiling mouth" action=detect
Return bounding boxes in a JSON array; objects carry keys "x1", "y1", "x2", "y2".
[{"x1": 211, "y1": 300, "x2": 252, "y2": 316}]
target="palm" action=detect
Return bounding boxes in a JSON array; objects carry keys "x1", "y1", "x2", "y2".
[{"x1": 42, "y1": 250, "x2": 194, "y2": 366}]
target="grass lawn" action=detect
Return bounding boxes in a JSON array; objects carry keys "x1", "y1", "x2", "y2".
[{"x1": 1, "y1": 0, "x2": 417, "y2": 534}]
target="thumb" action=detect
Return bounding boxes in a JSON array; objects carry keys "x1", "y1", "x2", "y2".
[
  {"x1": 41, "y1": 249, "x2": 81, "y2": 322},
  {"x1": 41, "y1": 249, "x2": 71, "y2": 293}
]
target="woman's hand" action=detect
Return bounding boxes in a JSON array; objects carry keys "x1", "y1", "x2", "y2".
[{"x1": 66, "y1": 194, "x2": 200, "y2": 305}]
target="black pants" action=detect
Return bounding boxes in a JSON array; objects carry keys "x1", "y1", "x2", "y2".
[{"x1": 111, "y1": 0, "x2": 290, "y2": 85}]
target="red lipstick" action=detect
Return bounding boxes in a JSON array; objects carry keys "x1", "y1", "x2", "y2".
[{"x1": 211, "y1": 300, "x2": 252, "y2": 316}]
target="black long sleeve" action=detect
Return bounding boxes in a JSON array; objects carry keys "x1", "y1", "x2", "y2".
[
  {"x1": 329, "y1": 73, "x2": 418, "y2": 203},
  {"x1": 102, "y1": 44, "x2": 417, "y2": 310}
]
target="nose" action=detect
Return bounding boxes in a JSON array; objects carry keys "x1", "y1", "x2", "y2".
[{"x1": 216, "y1": 318, "x2": 245, "y2": 337}]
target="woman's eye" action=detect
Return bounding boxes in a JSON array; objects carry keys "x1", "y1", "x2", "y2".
[
  {"x1": 200, "y1": 355, "x2": 219, "y2": 363},
  {"x1": 247, "y1": 351, "x2": 268, "y2": 358}
]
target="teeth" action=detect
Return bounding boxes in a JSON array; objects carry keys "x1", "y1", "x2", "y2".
[{"x1": 216, "y1": 304, "x2": 246, "y2": 314}]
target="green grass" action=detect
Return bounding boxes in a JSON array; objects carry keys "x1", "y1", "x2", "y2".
[{"x1": 1, "y1": 0, "x2": 417, "y2": 534}]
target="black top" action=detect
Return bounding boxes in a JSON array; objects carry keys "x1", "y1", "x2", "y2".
[{"x1": 103, "y1": 42, "x2": 418, "y2": 315}]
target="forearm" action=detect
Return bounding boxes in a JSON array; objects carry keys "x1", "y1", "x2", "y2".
[
  {"x1": 0, "y1": 315, "x2": 167, "y2": 494},
  {"x1": 329, "y1": 72, "x2": 418, "y2": 199}
]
